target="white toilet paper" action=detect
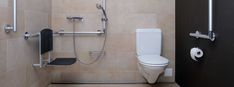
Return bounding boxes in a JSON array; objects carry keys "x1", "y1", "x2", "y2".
[{"x1": 190, "y1": 47, "x2": 203, "y2": 61}]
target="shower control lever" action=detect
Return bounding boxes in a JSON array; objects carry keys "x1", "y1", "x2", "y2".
[{"x1": 67, "y1": 16, "x2": 84, "y2": 21}]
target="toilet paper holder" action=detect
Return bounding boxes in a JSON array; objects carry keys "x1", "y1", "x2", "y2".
[{"x1": 190, "y1": 47, "x2": 204, "y2": 61}]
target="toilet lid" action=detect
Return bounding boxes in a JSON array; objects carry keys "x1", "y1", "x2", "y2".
[{"x1": 138, "y1": 55, "x2": 169, "y2": 65}]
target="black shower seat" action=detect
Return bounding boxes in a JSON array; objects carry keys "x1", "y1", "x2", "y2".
[
  {"x1": 40, "y1": 29, "x2": 77, "y2": 66},
  {"x1": 47, "y1": 58, "x2": 76, "y2": 65}
]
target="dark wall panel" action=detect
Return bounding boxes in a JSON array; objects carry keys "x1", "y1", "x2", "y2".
[{"x1": 176, "y1": 0, "x2": 234, "y2": 87}]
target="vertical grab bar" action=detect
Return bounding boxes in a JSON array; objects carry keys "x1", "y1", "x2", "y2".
[
  {"x1": 13, "y1": 0, "x2": 17, "y2": 32},
  {"x1": 208, "y1": 0, "x2": 214, "y2": 39},
  {"x1": 189, "y1": 0, "x2": 216, "y2": 41},
  {"x1": 3, "y1": 0, "x2": 17, "y2": 33}
]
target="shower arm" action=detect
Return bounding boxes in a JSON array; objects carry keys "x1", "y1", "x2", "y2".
[{"x1": 189, "y1": 0, "x2": 216, "y2": 41}]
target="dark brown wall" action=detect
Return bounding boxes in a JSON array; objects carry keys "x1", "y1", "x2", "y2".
[{"x1": 176, "y1": 0, "x2": 234, "y2": 87}]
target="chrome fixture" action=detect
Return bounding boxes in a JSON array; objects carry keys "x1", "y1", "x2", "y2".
[
  {"x1": 189, "y1": 31, "x2": 215, "y2": 41},
  {"x1": 3, "y1": 0, "x2": 17, "y2": 33},
  {"x1": 96, "y1": 4, "x2": 108, "y2": 21},
  {"x1": 24, "y1": 32, "x2": 40, "y2": 40},
  {"x1": 24, "y1": 32, "x2": 52, "y2": 68},
  {"x1": 24, "y1": 32, "x2": 47, "y2": 68},
  {"x1": 208, "y1": 0, "x2": 214, "y2": 39},
  {"x1": 24, "y1": 31, "x2": 104, "y2": 40},
  {"x1": 189, "y1": 0, "x2": 215, "y2": 41},
  {"x1": 67, "y1": 16, "x2": 84, "y2": 21},
  {"x1": 96, "y1": 0, "x2": 108, "y2": 34},
  {"x1": 55, "y1": 30, "x2": 104, "y2": 35}
]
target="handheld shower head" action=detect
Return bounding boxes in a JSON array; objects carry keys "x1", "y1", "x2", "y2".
[
  {"x1": 96, "y1": 4, "x2": 108, "y2": 21},
  {"x1": 96, "y1": 4, "x2": 103, "y2": 9}
]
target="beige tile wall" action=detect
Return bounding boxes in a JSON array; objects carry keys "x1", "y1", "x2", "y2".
[
  {"x1": 0, "y1": 0, "x2": 51, "y2": 87},
  {"x1": 51, "y1": 0, "x2": 175, "y2": 83}
]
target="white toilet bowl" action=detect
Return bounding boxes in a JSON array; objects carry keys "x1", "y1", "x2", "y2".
[{"x1": 137, "y1": 55, "x2": 169, "y2": 84}]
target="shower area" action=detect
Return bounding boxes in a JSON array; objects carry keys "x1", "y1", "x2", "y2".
[
  {"x1": 0, "y1": 0, "x2": 175, "y2": 87},
  {"x1": 50, "y1": 0, "x2": 154, "y2": 83}
]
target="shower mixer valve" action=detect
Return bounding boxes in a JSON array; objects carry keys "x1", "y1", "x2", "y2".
[{"x1": 66, "y1": 16, "x2": 84, "y2": 21}]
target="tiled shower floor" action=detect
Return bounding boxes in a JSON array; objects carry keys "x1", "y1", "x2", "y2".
[{"x1": 48, "y1": 83, "x2": 179, "y2": 87}]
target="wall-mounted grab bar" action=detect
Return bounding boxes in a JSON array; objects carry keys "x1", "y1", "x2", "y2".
[
  {"x1": 208, "y1": 0, "x2": 213, "y2": 37},
  {"x1": 3, "y1": 0, "x2": 17, "y2": 33},
  {"x1": 55, "y1": 31, "x2": 104, "y2": 34},
  {"x1": 24, "y1": 30, "x2": 104, "y2": 40},
  {"x1": 13, "y1": 0, "x2": 17, "y2": 32},
  {"x1": 189, "y1": 0, "x2": 215, "y2": 41}
]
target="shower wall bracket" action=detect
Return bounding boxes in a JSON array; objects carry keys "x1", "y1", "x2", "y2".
[
  {"x1": 3, "y1": 0, "x2": 17, "y2": 33},
  {"x1": 189, "y1": 0, "x2": 216, "y2": 41}
]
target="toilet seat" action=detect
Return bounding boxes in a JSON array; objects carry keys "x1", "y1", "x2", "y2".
[{"x1": 138, "y1": 55, "x2": 169, "y2": 66}]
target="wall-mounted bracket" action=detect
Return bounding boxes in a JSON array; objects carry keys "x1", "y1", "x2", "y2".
[{"x1": 3, "y1": 24, "x2": 14, "y2": 33}]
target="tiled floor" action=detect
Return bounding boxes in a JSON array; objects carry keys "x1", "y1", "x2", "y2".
[{"x1": 48, "y1": 83, "x2": 180, "y2": 87}]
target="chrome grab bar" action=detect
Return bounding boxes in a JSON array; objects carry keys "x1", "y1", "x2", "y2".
[
  {"x1": 3, "y1": 0, "x2": 17, "y2": 33},
  {"x1": 13, "y1": 0, "x2": 17, "y2": 32},
  {"x1": 55, "y1": 31, "x2": 104, "y2": 34},
  {"x1": 189, "y1": 0, "x2": 215, "y2": 41},
  {"x1": 24, "y1": 30, "x2": 104, "y2": 40},
  {"x1": 208, "y1": 0, "x2": 213, "y2": 38}
]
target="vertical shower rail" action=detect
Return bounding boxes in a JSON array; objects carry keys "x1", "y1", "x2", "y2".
[
  {"x1": 102, "y1": 0, "x2": 107, "y2": 31},
  {"x1": 3, "y1": 0, "x2": 17, "y2": 32},
  {"x1": 189, "y1": 0, "x2": 216, "y2": 41}
]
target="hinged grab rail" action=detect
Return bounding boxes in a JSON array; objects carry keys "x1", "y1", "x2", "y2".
[{"x1": 189, "y1": 0, "x2": 216, "y2": 41}]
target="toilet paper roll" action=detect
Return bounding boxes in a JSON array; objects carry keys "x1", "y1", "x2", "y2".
[{"x1": 190, "y1": 47, "x2": 203, "y2": 61}]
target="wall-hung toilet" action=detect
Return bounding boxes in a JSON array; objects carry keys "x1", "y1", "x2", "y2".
[{"x1": 136, "y1": 28, "x2": 169, "y2": 84}]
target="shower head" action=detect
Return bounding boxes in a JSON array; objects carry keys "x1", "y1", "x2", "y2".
[
  {"x1": 96, "y1": 4, "x2": 103, "y2": 9},
  {"x1": 96, "y1": 4, "x2": 108, "y2": 21}
]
